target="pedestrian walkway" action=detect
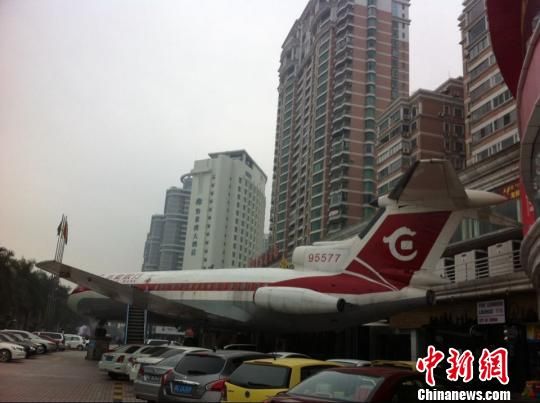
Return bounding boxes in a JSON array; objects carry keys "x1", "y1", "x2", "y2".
[{"x1": 0, "y1": 350, "x2": 141, "y2": 402}]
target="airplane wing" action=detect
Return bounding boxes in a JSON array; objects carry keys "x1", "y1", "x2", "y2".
[
  {"x1": 36, "y1": 260, "x2": 209, "y2": 321},
  {"x1": 388, "y1": 159, "x2": 468, "y2": 207}
]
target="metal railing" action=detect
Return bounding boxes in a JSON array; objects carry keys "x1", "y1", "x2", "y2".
[{"x1": 438, "y1": 249, "x2": 521, "y2": 283}]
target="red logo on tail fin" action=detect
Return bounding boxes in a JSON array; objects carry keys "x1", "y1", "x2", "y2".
[{"x1": 346, "y1": 211, "x2": 451, "y2": 288}]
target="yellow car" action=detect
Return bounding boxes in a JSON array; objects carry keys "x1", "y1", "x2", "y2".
[{"x1": 224, "y1": 357, "x2": 341, "y2": 402}]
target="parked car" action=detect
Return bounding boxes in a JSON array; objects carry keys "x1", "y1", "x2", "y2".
[
  {"x1": 3, "y1": 329, "x2": 58, "y2": 352},
  {"x1": 268, "y1": 352, "x2": 311, "y2": 359},
  {"x1": 125, "y1": 346, "x2": 171, "y2": 379},
  {"x1": 0, "y1": 333, "x2": 36, "y2": 356},
  {"x1": 134, "y1": 347, "x2": 209, "y2": 402},
  {"x1": 129, "y1": 346, "x2": 209, "y2": 381},
  {"x1": 34, "y1": 332, "x2": 65, "y2": 351},
  {"x1": 0, "y1": 332, "x2": 44, "y2": 354},
  {"x1": 327, "y1": 358, "x2": 371, "y2": 367},
  {"x1": 34, "y1": 332, "x2": 65, "y2": 350},
  {"x1": 98, "y1": 344, "x2": 143, "y2": 379},
  {"x1": 158, "y1": 350, "x2": 269, "y2": 402},
  {"x1": 64, "y1": 334, "x2": 87, "y2": 350},
  {"x1": 225, "y1": 357, "x2": 341, "y2": 402},
  {"x1": 266, "y1": 367, "x2": 430, "y2": 402},
  {"x1": 0, "y1": 341, "x2": 27, "y2": 362}
]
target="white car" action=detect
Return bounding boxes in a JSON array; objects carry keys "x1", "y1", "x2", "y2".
[
  {"x1": 0, "y1": 341, "x2": 27, "y2": 362},
  {"x1": 64, "y1": 334, "x2": 87, "y2": 350},
  {"x1": 128, "y1": 346, "x2": 209, "y2": 381},
  {"x1": 98, "y1": 344, "x2": 143, "y2": 379}
]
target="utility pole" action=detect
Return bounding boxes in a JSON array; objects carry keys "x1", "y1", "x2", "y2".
[{"x1": 45, "y1": 215, "x2": 68, "y2": 330}]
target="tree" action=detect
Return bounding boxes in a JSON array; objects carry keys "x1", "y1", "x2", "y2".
[{"x1": 0, "y1": 246, "x2": 85, "y2": 332}]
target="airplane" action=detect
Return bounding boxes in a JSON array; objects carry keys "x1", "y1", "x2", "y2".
[{"x1": 37, "y1": 159, "x2": 507, "y2": 333}]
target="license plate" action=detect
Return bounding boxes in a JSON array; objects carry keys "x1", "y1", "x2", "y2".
[
  {"x1": 144, "y1": 374, "x2": 160, "y2": 383},
  {"x1": 173, "y1": 383, "x2": 193, "y2": 395}
]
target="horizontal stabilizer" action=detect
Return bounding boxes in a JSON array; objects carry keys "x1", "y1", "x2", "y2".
[{"x1": 386, "y1": 159, "x2": 506, "y2": 209}]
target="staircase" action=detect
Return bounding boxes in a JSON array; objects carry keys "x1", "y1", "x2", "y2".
[{"x1": 125, "y1": 305, "x2": 147, "y2": 344}]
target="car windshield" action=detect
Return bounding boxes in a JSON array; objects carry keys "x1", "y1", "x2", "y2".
[
  {"x1": 287, "y1": 371, "x2": 383, "y2": 402},
  {"x1": 114, "y1": 345, "x2": 140, "y2": 353},
  {"x1": 0, "y1": 334, "x2": 14, "y2": 342},
  {"x1": 45, "y1": 333, "x2": 61, "y2": 340},
  {"x1": 175, "y1": 355, "x2": 225, "y2": 375},
  {"x1": 159, "y1": 349, "x2": 185, "y2": 359},
  {"x1": 229, "y1": 363, "x2": 291, "y2": 389},
  {"x1": 8, "y1": 333, "x2": 26, "y2": 340},
  {"x1": 158, "y1": 352, "x2": 185, "y2": 367},
  {"x1": 148, "y1": 346, "x2": 169, "y2": 356}
]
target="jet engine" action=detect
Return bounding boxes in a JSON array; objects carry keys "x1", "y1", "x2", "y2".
[{"x1": 253, "y1": 286, "x2": 345, "y2": 314}]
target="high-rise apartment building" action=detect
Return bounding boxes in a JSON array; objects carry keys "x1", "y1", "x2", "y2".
[
  {"x1": 182, "y1": 150, "x2": 266, "y2": 269},
  {"x1": 457, "y1": 0, "x2": 521, "y2": 236},
  {"x1": 376, "y1": 78, "x2": 465, "y2": 196},
  {"x1": 270, "y1": 0, "x2": 410, "y2": 256},
  {"x1": 459, "y1": 0, "x2": 519, "y2": 166},
  {"x1": 142, "y1": 175, "x2": 192, "y2": 272}
]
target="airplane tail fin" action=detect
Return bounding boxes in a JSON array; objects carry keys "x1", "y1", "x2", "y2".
[
  {"x1": 293, "y1": 160, "x2": 506, "y2": 290},
  {"x1": 342, "y1": 159, "x2": 506, "y2": 290}
]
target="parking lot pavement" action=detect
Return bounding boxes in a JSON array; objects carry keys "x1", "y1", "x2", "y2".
[{"x1": 0, "y1": 350, "x2": 142, "y2": 402}]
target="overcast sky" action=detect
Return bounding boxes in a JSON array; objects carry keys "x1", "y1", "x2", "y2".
[{"x1": 0, "y1": 0, "x2": 463, "y2": 275}]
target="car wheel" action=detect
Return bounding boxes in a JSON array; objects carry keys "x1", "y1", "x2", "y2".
[
  {"x1": 0, "y1": 349, "x2": 11, "y2": 363},
  {"x1": 77, "y1": 345, "x2": 83, "y2": 351},
  {"x1": 36, "y1": 345, "x2": 45, "y2": 354},
  {"x1": 108, "y1": 372, "x2": 119, "y2": 380}
]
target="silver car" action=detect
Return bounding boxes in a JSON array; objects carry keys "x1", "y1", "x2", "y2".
[
  {"x1": 158, "y1": 350, "x2": 268, "y2": 402},
  {"x1": 133, "y1": 347, "x2": 209, "y2": 401}
]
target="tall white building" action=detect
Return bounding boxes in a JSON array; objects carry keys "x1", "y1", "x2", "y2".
[{"x1": 182, "y1": 150, "x2": 267, "y2": 269}]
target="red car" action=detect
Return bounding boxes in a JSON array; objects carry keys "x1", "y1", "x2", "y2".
[{"x1": 267, "y1": 367, "x2": 430, "y2": 402}]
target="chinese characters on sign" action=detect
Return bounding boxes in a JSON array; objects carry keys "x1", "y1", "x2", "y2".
[
  {"x1": 477, "y1": 299, "x2": 505, "y2": 325},
  {"x1": 496, "y1": 181, "x2": 520, "y2": 200},
  {"x1": 416, "y1": 346, "x2": 509, "y2": 386}
]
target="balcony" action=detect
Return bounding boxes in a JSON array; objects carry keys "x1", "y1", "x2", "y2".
[{"x1": 434, "y1": 248, "x2": 531, "y2": 301}]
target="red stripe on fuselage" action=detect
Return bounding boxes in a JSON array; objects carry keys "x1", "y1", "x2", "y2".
[
  {"x1": 132, "y1": 282, "x2": 266, "y2": 292},
  {"x1": 91, "y1": 275, "x2": 393, "y2": 296}
]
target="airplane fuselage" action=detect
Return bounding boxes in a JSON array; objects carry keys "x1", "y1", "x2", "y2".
[{"x1": 70, "y1": 268, "x2": 431, "y2": 332}]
